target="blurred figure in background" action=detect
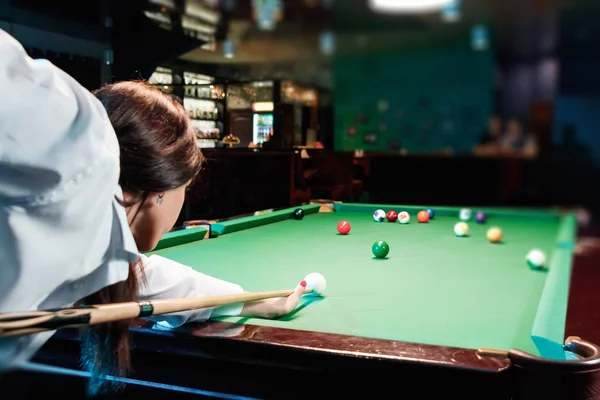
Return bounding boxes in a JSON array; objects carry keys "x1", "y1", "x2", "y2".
[
  {"x1": 500, "y1": 117, "x2": 538, "y2": 158},
  {"x1": 474, "y1": 115, "x2": 503, "y2": 156}
]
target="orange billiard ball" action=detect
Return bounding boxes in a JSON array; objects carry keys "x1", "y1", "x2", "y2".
[
  {"x1": 337, "y1": 220, "x2": 351, "y2": 235},
  {"x1": 487, "y1": 227, "x2": 503, "y2": 243},
  {"x1": 417, "y1": 210, "x2": 429, "y2": 223}
]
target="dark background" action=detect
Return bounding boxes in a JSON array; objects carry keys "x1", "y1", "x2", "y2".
[{"x1": 1, "y1": 0, "x2": 600, "y2": 217}]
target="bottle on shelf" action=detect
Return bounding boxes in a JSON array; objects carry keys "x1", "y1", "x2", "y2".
[{"x1": 184, "y1": 98, "x2": 220, "y2": 121}]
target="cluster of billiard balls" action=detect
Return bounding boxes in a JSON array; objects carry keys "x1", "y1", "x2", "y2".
[
  {"x1": 454, "y1": 208, "x2": 547, "y2": 270},
  {"x1": 292, "y1": 207, "x2": 547, "y2": 269},
  {"x1": 372, "y1": 208, "x2": 434, "y2": 224},
  {"x1": 453, "y1": 208, "x2": 501, "y2": 242},
  {"x1": 367, "y1": 208, "x2": 435, "y2": 258}
]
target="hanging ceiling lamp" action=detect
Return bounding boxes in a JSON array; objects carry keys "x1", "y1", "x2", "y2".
[{"x1": 369, "y1": 0, "x2": 454, "y2": 13}]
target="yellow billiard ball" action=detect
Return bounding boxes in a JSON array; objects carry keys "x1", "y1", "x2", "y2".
[
  {"x1": 487, "y1": 227, "x2": 503, "y2": 243},
  {"x1": 454, "y1": 222, "x2": 469, "y2": 237}
]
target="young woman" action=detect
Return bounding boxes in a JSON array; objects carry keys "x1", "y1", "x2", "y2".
[{"x1": 0, "y1": 28, "x2": 304, "y2": 385}]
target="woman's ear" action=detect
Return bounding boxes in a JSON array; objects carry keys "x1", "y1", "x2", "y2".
[{"x1": 121, "y1": 190, "x2": 138, "y2": 206}]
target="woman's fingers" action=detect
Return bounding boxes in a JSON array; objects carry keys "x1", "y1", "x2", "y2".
[{"x1": 283, "y1": 280, "x2": 306, "y2": 314}]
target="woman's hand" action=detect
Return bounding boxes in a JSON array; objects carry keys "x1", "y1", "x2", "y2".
[{"x1": 240, "y1": 280, "x2": 307, "y2": 319}]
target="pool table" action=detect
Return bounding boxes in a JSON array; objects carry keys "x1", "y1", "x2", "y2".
[{"x1": 25, "y1": 202, "x2": 600, "y2": 399}]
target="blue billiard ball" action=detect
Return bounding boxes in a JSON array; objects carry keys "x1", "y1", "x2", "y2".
[
  {"x1": 475, "y1": 211, "x2": 486, "y2": 224},
  {"x1": 373, "y1": 209, "x2": 386, "y2": 222},
  {"x1": 426, "y1": 208, "x2": 435, "y2": 219}
]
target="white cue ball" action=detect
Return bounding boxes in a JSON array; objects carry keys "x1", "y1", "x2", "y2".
[
  {"x1": 304, "y1": 272, "x2": 326, "y2": 296},
  {"x1": 526, "y1": 249, "x2": 547, "y2": 270}
]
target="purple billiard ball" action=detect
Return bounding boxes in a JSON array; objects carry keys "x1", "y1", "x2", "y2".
[{"x1": 475, "y1": 211, "x2": 486, "y2": 224}]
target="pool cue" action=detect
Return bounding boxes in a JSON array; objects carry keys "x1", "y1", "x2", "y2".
[{"x1": 0, "y1": 287, "x2": 313, "y2": 338}]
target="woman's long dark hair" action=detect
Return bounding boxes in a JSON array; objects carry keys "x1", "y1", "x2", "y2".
[{"x1": 79, "y1": 81, "x2": 203, "y2": 394}]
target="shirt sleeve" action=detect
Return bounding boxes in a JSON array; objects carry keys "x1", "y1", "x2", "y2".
[
  {"x1": 137, "y1": 254, "x2": 245, "y2": 328},
  {"x1": 0, "y1": 29, "x2": 139, "y2": 371}
]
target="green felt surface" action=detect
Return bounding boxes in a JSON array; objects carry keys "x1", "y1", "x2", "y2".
[{"x1": 148, "y1": 204, "x2": 575, "y2": 357}]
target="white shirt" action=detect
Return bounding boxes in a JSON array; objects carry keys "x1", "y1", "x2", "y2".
[
  {"x1": 0, "y1": 29, "x2": 243, "y2": 372},
  {"x1": 138, "y1": 254, "x2": 243, "y2": 328}
]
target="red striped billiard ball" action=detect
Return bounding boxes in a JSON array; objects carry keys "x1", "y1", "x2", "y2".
[
  {"x1": 337, "y1": 220, "x2": 351, "y2": 235},
  {"x1": 386, "y1": 210, "x2": 398, "y2": 222}
]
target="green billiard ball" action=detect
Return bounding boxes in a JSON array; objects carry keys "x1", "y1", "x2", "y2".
[{"x1": 372, "y1": 240, "x2": 390, "y2": 258}]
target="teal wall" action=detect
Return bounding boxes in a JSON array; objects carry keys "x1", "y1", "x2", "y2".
[{"x1": 334, "y1": 43, "x2": 495, "y2": 153}]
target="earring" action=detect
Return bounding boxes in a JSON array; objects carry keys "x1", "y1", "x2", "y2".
[{"x1": 157, "y1": 193, "x2": 164, "y2": 206}]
